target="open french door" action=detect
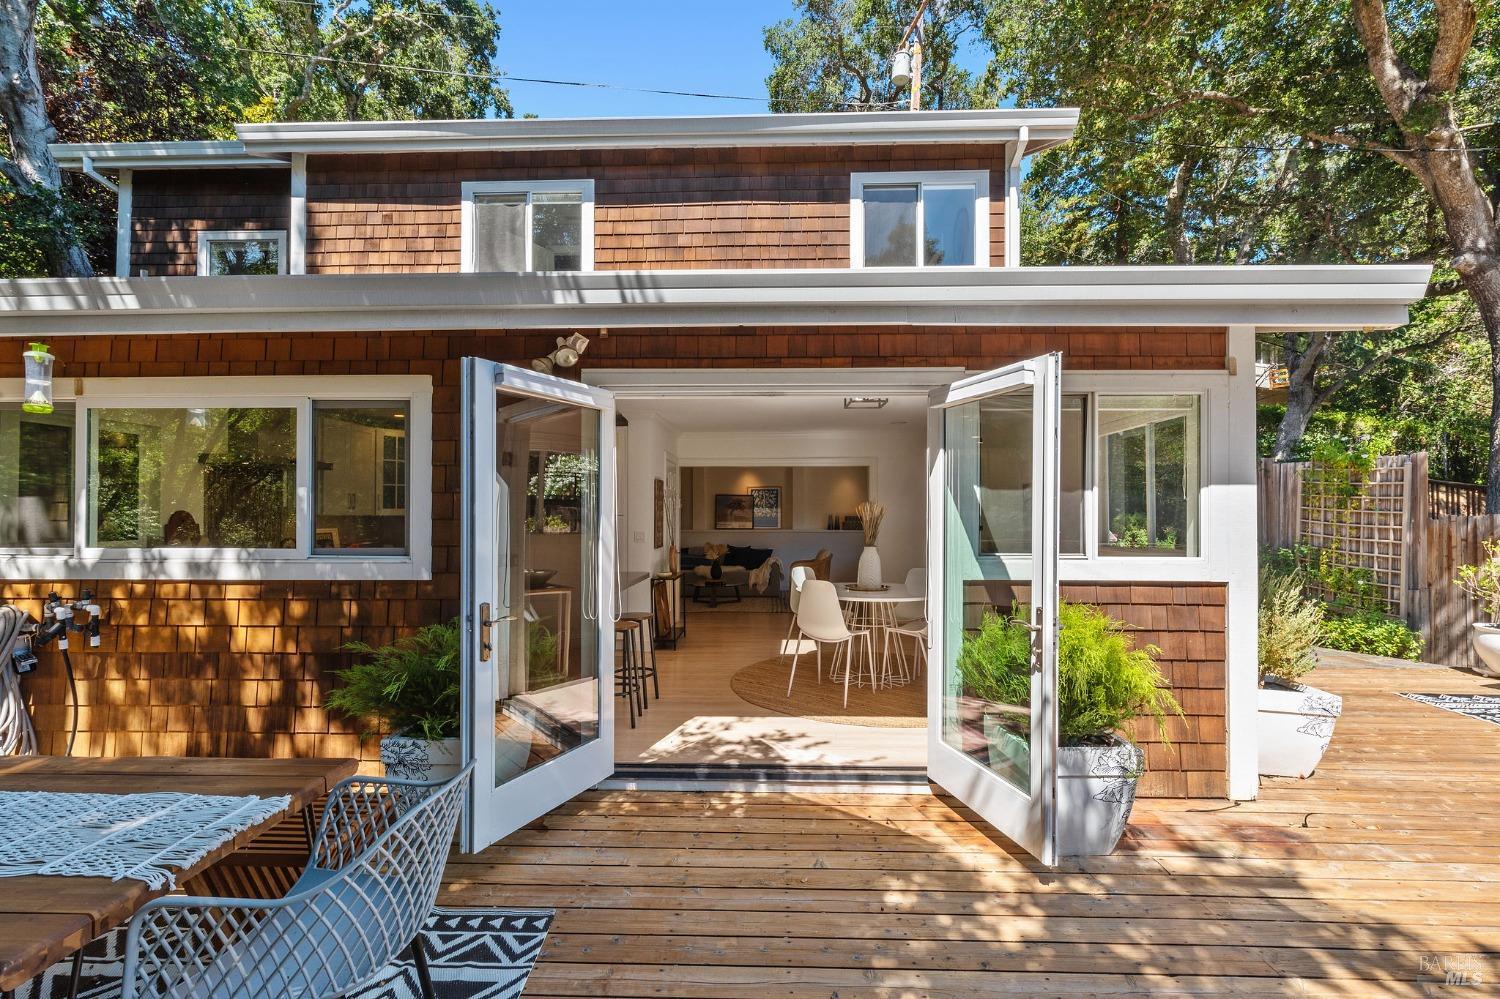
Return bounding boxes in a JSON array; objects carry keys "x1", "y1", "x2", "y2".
[
  {"x1": 460, "y1": 359, "x2": 617, "y2": 853},
  {"x1": 927, "y1": 353, "x2": 1062, "y2": 866}
]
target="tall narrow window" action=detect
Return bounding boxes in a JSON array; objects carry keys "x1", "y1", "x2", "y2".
[
  {"x1": 852, "y1": 172, "x2": 988, "y2": 268},
  {"x1": 464, "y1": 181, "x2": 593, "y2": 272},
  {"x1": 0, "y1": 403, "x2": 74, "y2": 546},
  {"x1": 1097, "y1": 395, "x2": 1201, "y2": 557}
]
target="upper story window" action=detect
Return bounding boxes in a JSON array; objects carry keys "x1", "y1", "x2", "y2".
[
  {"x1": 461, "y1": 180, "x2": 595, "y2": 273},
  {"x1": 197, "y1": 230, "x2": 287, "y2": 276},
  {"x1": 850, "y1": 171, "x2": 989, "y2": 268}
]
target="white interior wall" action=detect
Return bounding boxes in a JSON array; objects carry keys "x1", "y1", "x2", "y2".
[{"x1": 618, "y1": 412, "x2": 675, "y2": 612}]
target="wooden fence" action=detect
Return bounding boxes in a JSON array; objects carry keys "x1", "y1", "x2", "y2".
[{"x1": 1259, "y1": 451, "x2": 1497, "y2": 668}]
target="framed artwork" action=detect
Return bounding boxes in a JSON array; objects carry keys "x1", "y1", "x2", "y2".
[
  {"x1": 314, "y1": 527, "x2": 341, "y2": 549},
  {"x1": 714, "y1": 493, "x2": 753, "y2": 530},
  {"x1": 653, "y1": 477, "x2": 665, "y2": 549},
  {"x1": 750, "y1": 486, "x2": 781, "y2": 529}
]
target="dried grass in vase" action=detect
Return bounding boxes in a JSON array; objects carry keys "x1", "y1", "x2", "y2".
[{"x1": 855, "y1": 501, "x2": 885, "y2": 547}]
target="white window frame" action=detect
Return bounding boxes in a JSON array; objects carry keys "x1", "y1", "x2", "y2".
[
  {"x1": 0, "y1": 375, "x2": 432, "y2": 581},
  {"x1": 376, "y1": 426, "x2": 409, "y2": 516},
  {"x1": 196, "y1": 229, "x2": 289, "y2": 276},
  {"x1": 460, "y1": 179, "x2": 596, "y2": 273},
  {"x1": 850, "y1": 170, "x2": 990, "y2": 269}
]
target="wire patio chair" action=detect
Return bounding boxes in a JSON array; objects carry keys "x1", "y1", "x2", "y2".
[{"x1": 121, "y1": 763, "x2": 474, "y2": 999}]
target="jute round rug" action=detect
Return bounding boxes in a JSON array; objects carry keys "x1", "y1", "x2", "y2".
[{"x1": 729, "y1": 654, "x2": 925, "y2": 728}]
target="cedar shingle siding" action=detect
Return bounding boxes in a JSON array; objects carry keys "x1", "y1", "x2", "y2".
[
  {"x1": 1, "y1": 327, "x2": 1230, "y2": 795},
  {"x1": 129, "y1": 145, "x2": 1009, "y2": 274},
  {"x1": 130, "y1": 169, "x2": 291, "y2": 277}
]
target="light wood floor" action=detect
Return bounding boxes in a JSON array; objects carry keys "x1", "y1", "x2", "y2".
[
  {"x1": 445, "y1": 663, "x2": 1500, "y2": 996},
  {"x1": 613, "y1": 610, "x2": 926, "y2": 768}
]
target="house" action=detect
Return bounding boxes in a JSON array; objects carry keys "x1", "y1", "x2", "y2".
[{"x1": 0, "y1": 109, "x2": 1430, "y2": 863}]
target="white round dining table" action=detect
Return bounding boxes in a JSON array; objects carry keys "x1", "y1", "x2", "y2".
[{"x1": 836, "y1": 582, "x2": 925, "y2": 687}]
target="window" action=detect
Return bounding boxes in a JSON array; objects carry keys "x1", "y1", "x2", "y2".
[
  {"x1": 851, "y1": 171, "x2": 988, "y2": 268},
  {"x1": 197, "y1": 230, "x2": 287, "y2": 276},
  {"x1": 0, "y1": 403, "x2": 74, "y2": 546},
  {"x1": 1, "y1": 376, "x2": 431, "y2": 580},
  {"x1": 967, "y1": 393, "x2": 1087, "y2": 556},
  {"x1": 314, "y1": 405, "x2": 411, "y2": 552},
  {"x1": 1097, "y1": 395, "x2": 1200, "y2": 557},
  {"x1": 462, "y1": 180, "x2": 594, "y2": 273}
]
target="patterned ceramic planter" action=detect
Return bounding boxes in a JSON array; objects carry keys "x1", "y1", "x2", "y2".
[
  {"x1": 1257, "y1": 678, "x2": 1342, "y2": 779},
  {"x1": 1470, "y1": 623, "x2": 1500, "y2": 677},
  {"x1": 380, "y1": 734, "x2": 462, "y2": 782},
  {"x1": 1057, "y1": 736, "x2": 1145, "y2": 857}
]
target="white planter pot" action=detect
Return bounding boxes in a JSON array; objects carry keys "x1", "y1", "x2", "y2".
[
  {"x1": 1057, "y1": 736, "x2": 1144, "y2": 857},
  {"x1": 1470, "y1": 623, "x2": 1500, "y2": 677},
  {"x1": 857, "y1": 546, "x2": 883, "y2": 588},
  {"x1": 380, "y1": 733, "x2": 461, "y2": 782},
  {"x1": 1257, "y1": 678, "x2": 1342, "y2": 779}
]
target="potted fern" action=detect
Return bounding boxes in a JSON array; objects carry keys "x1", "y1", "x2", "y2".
[
  {"x1": 1455, "y1": 539, "x2": 1500, "y2": 677},
  {"x1": 1256, "y1": 567, "x2": 1342, "y2": 778},
  {"x1": 957, "y1": 601, "x2": 1182, "y2": 856}
]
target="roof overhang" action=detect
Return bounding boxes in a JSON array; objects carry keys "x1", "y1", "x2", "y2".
[
  {"x1": 51, "y1": 109, "x2": 1078, "y2": 170},
  {"x1": 0, "y1": 265, "x2": 1430, "y2": 337}
]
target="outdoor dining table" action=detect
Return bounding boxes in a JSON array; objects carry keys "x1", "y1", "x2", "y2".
[{"x1": 0, "y1": 754, "x2": 358, "y2": 995}]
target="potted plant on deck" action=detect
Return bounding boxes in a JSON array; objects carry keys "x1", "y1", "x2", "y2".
[
  {"x1": 957, "y1": 601, "x2": 1182, "y2": 856},
  {"x1": 1455, "y1": 539, "x2": 1500, "y2": 677},
  {"x1": 1256, "y1": 568, "x2": 1343, "y2": 778}
]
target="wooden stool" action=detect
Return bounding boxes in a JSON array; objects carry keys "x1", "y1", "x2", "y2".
[
  {"x1": 614, "y1": 619, "x2": 643, "y2": 727},
  {"x1": 620, "y1": 611, "x2": 660, "y2": 702}
]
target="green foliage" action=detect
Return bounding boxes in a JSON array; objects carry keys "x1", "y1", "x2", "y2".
[
  {"x1": 527, "y1": 621, "x2": 565, "y2": 689},
  {"x1": 327, "y1": 618, "x2": 460, "y2": 741},
  {"x1": 958, "y1": 602, "x2": 1182, "y2": 746},
  {"x1": 764, "y1": 0, "x2": 987, "y2": 112},
  {"x1": 0, "y1": 182, "x2": 107, "y2": 278},
  {"x1": 1110, "y1": 513, "x2": 1149, "y2": 548},
  {"x1": 1454, "y1": 539, "x2": 1500, "y2": 623},
  {"x1": 1318, "y1": 611, "x2": 1423, "y2": 661},
  {"x1": 1258, "y1": 567, "x2": 1324, "y2": 684}
]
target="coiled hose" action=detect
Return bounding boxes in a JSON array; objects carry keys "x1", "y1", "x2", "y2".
[{"x1": 0, "y1": 605, "x2": 38, "y2": 756}]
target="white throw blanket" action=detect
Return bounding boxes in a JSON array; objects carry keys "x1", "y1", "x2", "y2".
[
  {"x1": 0, "y1": 790, "x2": 292, "y2": 890},
  {"x1": 748, "y1": 556, "x2": 783, "y2": 594}
]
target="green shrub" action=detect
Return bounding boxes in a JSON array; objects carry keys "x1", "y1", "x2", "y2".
[
  {"x1": 957, "y1": 602, "x2": 1183, "y2": 745},
  {"x1": 1454, "y1": 539, "x2": 1500, "y2": 622},
  {"x1": 1318, "y1": 611, "x2": 1423, "y2": 661},
  {"x1": 327, "y1": 619, "x2": 461, "y2": 741},
  {"x1": 1259, "y1": 568, "x2": 1324, "y2": 683},
  {"x1": 1110, "y1": 513, "x2": 1149, "y2": 548}
]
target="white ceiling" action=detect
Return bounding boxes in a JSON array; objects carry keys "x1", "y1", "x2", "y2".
[{"x1": 619, "y1": 393, "x2": 926, "y2": 435}]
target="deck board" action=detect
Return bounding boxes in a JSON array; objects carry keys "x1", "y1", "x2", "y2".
[{"x1": 442, "y1": 664, "x2": 1500, "y2": 995}]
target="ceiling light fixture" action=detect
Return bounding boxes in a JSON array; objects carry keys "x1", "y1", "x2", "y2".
[
  {"x1": 843, "y1": 396, "x2": 889, "y2": 410},
  {"x1": 531, "y1": 332, "x2": 591, "y2": 375}
]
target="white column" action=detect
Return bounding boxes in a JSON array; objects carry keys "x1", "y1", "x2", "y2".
[
  {"x1": 1004, "y1": 126, "x2": 1027, "y2": 268},
  {"x1": 289, "y1": 153, "x2": 307, "y2": 275},
  {"x1": 1224, "y1": 324, "x2": 1260, "y2": 800},
  {"x1": 114, "y1": 169, "x2": 133, "y2": 278}
]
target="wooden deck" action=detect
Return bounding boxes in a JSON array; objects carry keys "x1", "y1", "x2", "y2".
[{"x1": 441, "y1": 665, "x2": 1500, "y2": 996}]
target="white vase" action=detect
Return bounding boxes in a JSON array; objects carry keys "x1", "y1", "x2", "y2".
[
  {"x1": 1471, "y1": 623, "x2": 1500, "y2": 677},
  {"x1": 1056, "y1": 736, "x2": 1145, "y2": 857},
  {"x1": 857, "y1": 546, "x2": 882, "y2": 588},
  {"x1": 1256, "y1": 678, "x2": 1342, "y2": 778}
]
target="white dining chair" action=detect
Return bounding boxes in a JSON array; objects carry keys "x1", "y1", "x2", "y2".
[
  {"x1": 789, "y1": 580, "x2": 873, "y2": 706},
  {"x1": 781, "y1": 564, "x2": 814, "y2": 658},
  {"x1": 888, "y1": 567, "x2": 928, "y2": 680}
]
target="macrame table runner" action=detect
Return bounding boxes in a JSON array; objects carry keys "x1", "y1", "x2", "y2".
[{"x1": 0, "y1": 790, "x2": 292, "y2": 890}]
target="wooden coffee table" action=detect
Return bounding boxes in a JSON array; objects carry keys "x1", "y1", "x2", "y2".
[{"x1": 692, "y1": 578, "x2": 742, "y2": 607}]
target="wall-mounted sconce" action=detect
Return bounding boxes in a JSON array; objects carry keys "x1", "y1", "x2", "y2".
[
  {"x1": 531, "y1": 332, "x2": 591, "y2": 375},
  {"x1": 22, "y1": 343, "x2": 55, "y2": 415}
]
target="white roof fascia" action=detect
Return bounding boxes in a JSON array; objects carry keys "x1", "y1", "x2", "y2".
[
  {"x1": 51, "y1": 141, "x2": 287, "y2": 171},
  {"x1": 233, "y1": 108, "x2": 1079, "y2": 155},
  {"x1": 0, "y1": 265, "x2": 1430, "y2": 337}
]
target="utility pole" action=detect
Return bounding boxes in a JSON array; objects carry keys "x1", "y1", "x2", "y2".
[{"x1": 896, "y1": 1, "x2": 929, "y2": 111}]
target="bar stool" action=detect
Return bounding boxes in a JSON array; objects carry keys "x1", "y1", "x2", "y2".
[
  {"x1": 620, "y1": 611, "x2": 661, "y2": 702},
  {"x1": 614, "y1": 619, "x2": 643, "y2": 727}
]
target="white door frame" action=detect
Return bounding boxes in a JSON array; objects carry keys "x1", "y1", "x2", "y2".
[
  {"x1": 460, "y1": 358, "x2": 618, "y2": 853},
  {"x1": 925, "y1": 353, "x2": 1062, "y2": 866}
]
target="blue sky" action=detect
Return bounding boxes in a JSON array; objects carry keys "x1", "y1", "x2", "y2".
[{"x1": 494, "y1": 2, "x2": 989, "y2": 119}]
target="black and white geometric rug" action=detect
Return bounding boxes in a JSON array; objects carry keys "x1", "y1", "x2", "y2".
[
  {"x1": 16, "y1": 906, "x2": 552, "y2": 999},
  {"x1": 1400, "y1": 692, "x2": 1500, "y2": 727}
]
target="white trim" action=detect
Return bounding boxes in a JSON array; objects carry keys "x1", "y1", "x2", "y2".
[
  {"x1": 114, "y1": 170, "x2": 133, "y2": 278},
  {"x1": 1005, "y1": 129, "x2": 1027, "y2": 267},
  {"x1": 850, "y1": 171, "x2": 990, "y2": 268},
  {"x1": 1224, "y1": 325, "x2": 1260, "y2": 801},
  {"x1": 460, "y1": 180, "x2": 596, "y2": 273},
  {"x1": 196, "y1": 230, "x2": 289, "y2": 277},
  {"x1": 0, "y1": 265, "x2": 1427, "y2": 337},
  {"x1": 289, "y1": 155, "x2": 307, "y2": 276},
  {"x1": 51, "y1": 141, "x2": 287, "y2": 170},
  {"x1": 587, "y1": 366, "x2": 966, "y2": 396},
  {"x1": 0, "y1": 375, "x2": 432, "y2": 581}
]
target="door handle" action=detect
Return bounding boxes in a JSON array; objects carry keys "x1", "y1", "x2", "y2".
[{"x1": 479, "y1": 602, "x2": 493, "y2": 661}]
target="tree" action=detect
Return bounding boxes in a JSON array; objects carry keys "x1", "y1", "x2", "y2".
[
  {"x1": 764, "y1": 0, "x2": 987, "y2": 113},
  {"x1": 985, "y1": 1, "x2": 1500, "y2": 502}
]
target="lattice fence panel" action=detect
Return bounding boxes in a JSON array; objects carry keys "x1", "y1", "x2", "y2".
[{"x1": 1298, "y1": 458, "x2": 1411, "y2": 618}]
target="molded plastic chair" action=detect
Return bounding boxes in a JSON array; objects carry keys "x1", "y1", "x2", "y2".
[
  {"x1": 788, "y1": 580, "x2": 872, "y2": 706},
  {"x1": 888, "y1": 567, "x2": 929, "y2": 679},
  {"x1": 781, "y1": 564, "x2": 814, "y2": 658},
  {"x1": 120, "y1": 763, "x2": 475, "y2": 999}
]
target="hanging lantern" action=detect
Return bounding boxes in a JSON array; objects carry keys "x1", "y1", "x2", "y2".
[
  {"x1": 22, "y1": 343, "x2": 55, "y2": 415},
  {"x1": 890, "y1": 48, "x2": 912, "y2": 89}
]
